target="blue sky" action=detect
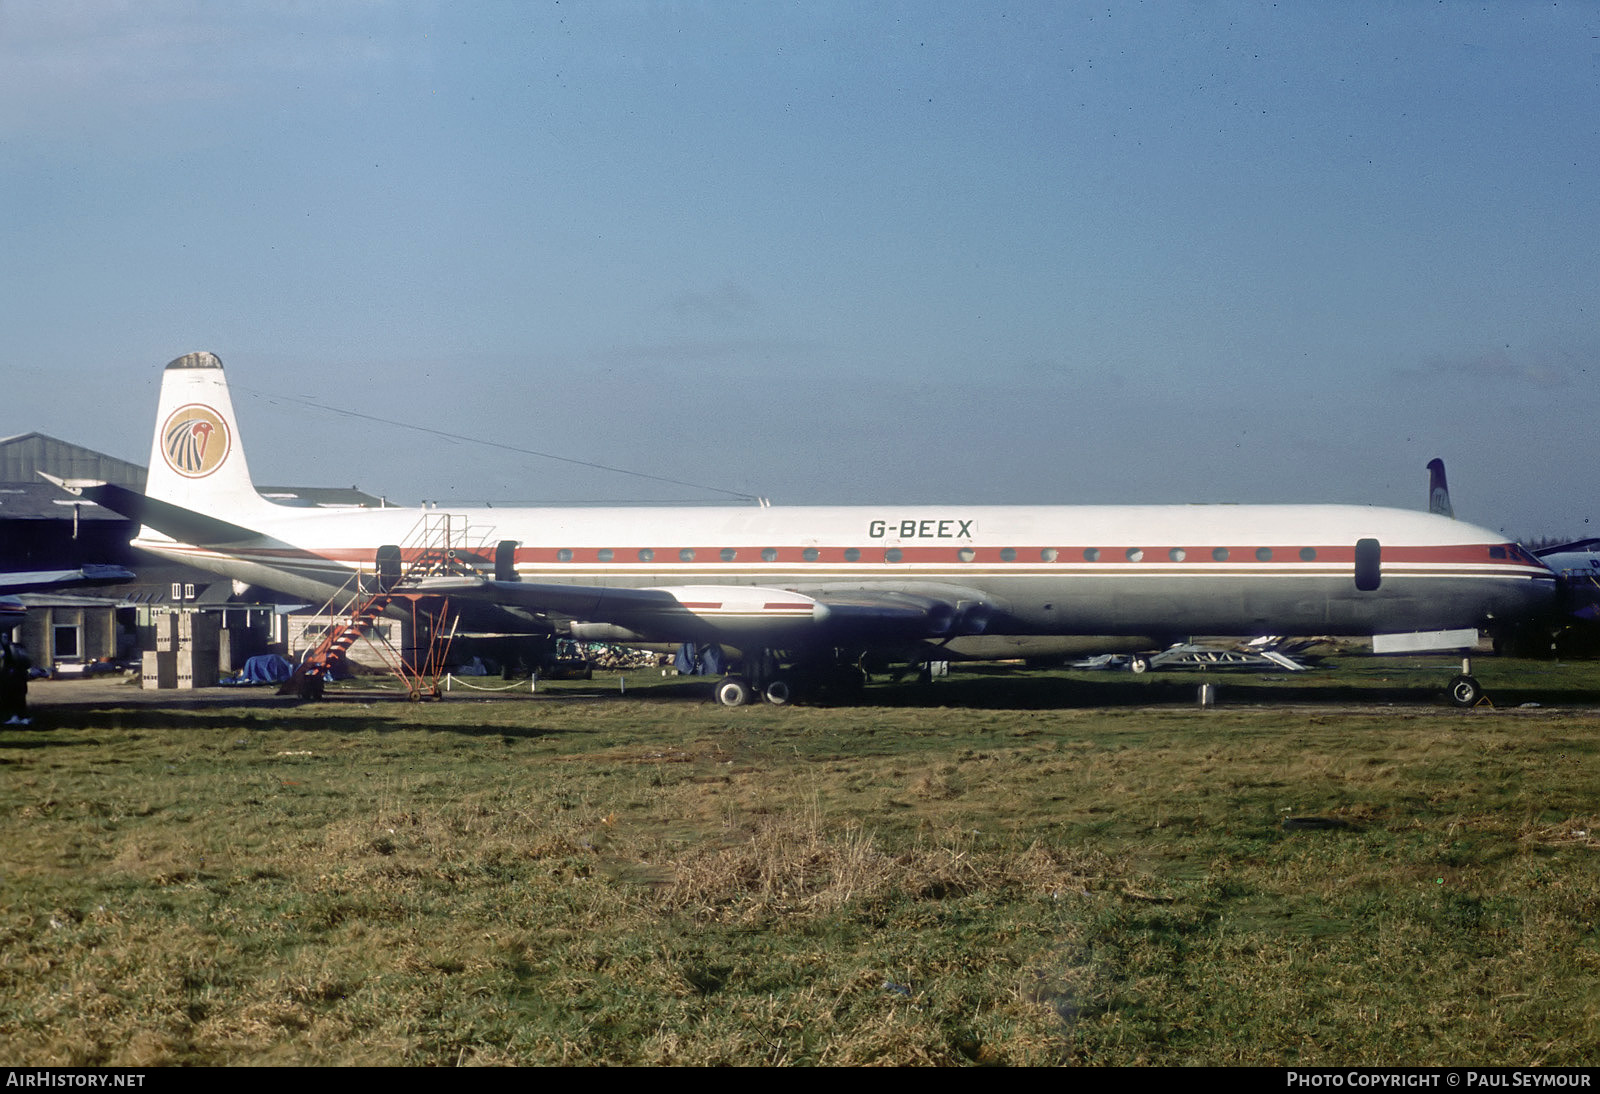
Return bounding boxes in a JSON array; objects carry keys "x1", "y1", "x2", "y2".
[{"x1": 3, "y1": 1, "x2": 1596, "y2": 536}]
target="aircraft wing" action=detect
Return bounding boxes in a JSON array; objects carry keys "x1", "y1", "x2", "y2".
[
  {"x1": 1533, "y1": 538, "x2": 1600, "y2": 558},
  {"x1": 410, "y1": 576, "x2": 993, "y2": 646}
]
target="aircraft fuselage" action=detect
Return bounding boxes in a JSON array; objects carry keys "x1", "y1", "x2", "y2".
[{"x1": 132, "y1": 500, "x2": 1557, "y2": 641}]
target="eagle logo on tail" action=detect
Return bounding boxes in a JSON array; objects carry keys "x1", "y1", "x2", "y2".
[{"x1": 161, "y1": 404, "x2": 231, "y2": 478}]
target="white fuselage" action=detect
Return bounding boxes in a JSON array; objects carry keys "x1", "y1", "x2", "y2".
[{"x1": 133, "y1": 499, "x2": 1557, "y2": 640}]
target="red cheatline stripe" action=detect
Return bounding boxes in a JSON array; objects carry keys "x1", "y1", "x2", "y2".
[
  {"x1": 140, "y1": 541, "x2": 1552, "y2": 577},
  {"x1": 265, "y1": 543, "x2": 1534, "y2": 567}
]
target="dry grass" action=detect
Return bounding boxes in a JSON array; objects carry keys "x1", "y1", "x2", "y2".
[{"x1": 4, "y1": 661, "x2": 1600, "y2": 1064}]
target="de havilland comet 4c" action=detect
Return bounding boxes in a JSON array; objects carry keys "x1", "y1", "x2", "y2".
[{"x1": 50, "y1": 352, "x2": 1567, "y2": 705}]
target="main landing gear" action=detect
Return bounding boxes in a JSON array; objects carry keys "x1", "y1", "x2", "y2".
[
  {"x1": 714, "y1": 647, "x2": 791, "y2": 706},
  {"x1": 714, "y1": 674, "x2": 792, "y2": 707},
  {"x1": 711, "y1": 649, "x2": 866, "y2": 706}
]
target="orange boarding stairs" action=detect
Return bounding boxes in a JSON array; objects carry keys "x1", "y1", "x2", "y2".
[{"x1": 280, "y1": 513, "x2": 493, "y2": 700}]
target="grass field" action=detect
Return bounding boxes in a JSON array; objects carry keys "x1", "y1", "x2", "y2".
[{"x1": 3, "y1": 657, "x2": 1599, "y2": 1065}]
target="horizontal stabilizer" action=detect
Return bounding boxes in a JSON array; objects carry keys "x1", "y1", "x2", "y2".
[{"x1": 42, "y1": 475, "x2": 265, "y2": 546}]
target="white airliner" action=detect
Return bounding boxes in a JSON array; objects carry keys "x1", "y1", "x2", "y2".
[{"x1": 51, "y1": 352, "x2": 1562, "y2": 704}]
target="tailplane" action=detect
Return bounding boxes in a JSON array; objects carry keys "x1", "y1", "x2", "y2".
[{"x1": 146, "y1": 352, "x2": 279, "y2": 525}]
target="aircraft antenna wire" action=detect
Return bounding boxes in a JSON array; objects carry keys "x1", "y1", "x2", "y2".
[{"x1": 231, "y1": 384, "x2": 764, "y2": 504}]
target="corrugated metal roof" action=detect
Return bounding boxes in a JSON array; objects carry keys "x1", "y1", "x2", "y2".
[
  {"x1": 0, "y1": 433, "x2": 146, "y2": 488},
  {"x1": 0, "y1": 432, "x2": 384, "y2": 508}
]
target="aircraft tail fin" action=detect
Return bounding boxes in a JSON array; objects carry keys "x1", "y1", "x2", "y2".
[
  {"x1": 1426, "y1": 458, "x2": 1454, "y2": 519},
  {"x1": 145, "y1": 352, "x2": 278, "y2": 526}
]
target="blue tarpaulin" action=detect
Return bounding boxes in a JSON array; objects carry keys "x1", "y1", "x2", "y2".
[
  {"x1": 674, "y1": 643, "x2": 725, "y2": 676},
  {"x1": 239, "y1": 654, "x2": 293, "y2": 683}
]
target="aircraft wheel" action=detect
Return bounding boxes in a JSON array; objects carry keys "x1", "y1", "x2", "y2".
[
  {"x1": 1129, "y1": 656, "x2": 1151, "y2": 674},
  {"x1": 763, "y1": 679, "x2": 792, "y2": 706},
  {"x1": 715, "y1": 676, "x2": 752, "y2": 707},
  {"x1": 1448, "y1": 674, "x2": 1483, "y2": 708}
]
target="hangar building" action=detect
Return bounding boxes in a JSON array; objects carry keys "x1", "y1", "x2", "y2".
[{"x1": 0, "y1": 431, "x2": 383, "y2": 680}]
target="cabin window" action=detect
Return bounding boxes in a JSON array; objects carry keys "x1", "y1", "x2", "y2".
[
  {"x1": 1169, "y1": 548, "x2": 1186, "y2": 562},
  {"x1": 1212, "y1": 547, "x2": 1229, "y2": 561},
  {"x1": 761, "y1": 548, "x2": 778, "y2": 562},
  {"x1": 1255, "y1": 548, "x2": 1273, "y2": 561},
  {"x1": 1355, "y1": 538, "x2": 1381, "y2": 591},
  {"x1": 1000, "y1": 548, "x2": 1017, "y2": 562},
  {"x1": 637, "y1": 548, "x2": 654, "y2": 562},
  {"x1": 844, "y1": 548, "x2": 861, "y2": 562},
  {"x1": 1083, "y1": 548, "x2": 1101, "y2": 562},
  {"x1": 803, "y1": 548, "x2": 819, "y2": 562},
  {"x1": 958, "y1": 547, "x2": 976, "y2": 562},
  {"x1": 720, "y1": 548, "x2": 737, "y2": 562},
  {"x1": 884, "y1": 548, "x2": 903, "y2": 562},
  {"x1": 1041, "y1": 548, "x2": 1058, "y2": 562},
  {"x1": 557, "y1": 549, "x2": 573, "y2": 562},
  {"x1": 1126, "y1": 548, "x2": 1144, "y2": 562},
  {"x1": 1488, "y1": 546, "x2": 1507, "y2": 559},
  {"x1": 597, "y1": 549, "x2": 614, "y2": 562},
  {"x1": 1299, "y1": 547, "x2": 1317, "y2": 562},
  {"x1": 680, "y1": 548, "x2": 696, "y2": 562}
]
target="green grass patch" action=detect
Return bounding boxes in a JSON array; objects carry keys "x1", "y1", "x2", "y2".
[{"x1": 3, "y1": 657, "x2": 1599, "y2": 1064}]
